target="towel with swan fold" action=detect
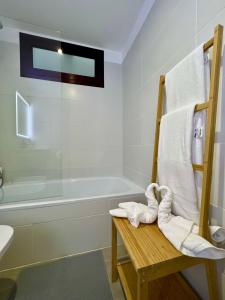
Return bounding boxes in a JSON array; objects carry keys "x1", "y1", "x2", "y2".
[
  {"x1": 109, "y1": 183, "x2": 158, "y2": 228},
  {"x1": 155, "y1": 183, "x2": 225, "y2": 259}
]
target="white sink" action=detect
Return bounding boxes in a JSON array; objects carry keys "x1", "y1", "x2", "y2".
[{"x1": 0, "y1": 225, "x2": 14, "y2": 260}]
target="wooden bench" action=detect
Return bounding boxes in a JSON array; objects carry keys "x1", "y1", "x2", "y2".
[{"x1": 112, "y1": 218, "x2": 202, "y2": 299}]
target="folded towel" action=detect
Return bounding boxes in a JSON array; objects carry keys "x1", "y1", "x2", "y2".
[
  {"x1": 156, "y1": 183, "x2": 225, "y2": 259},
  {"x1": 109, "y1": 191, "x2": 158, "y2": 228},
  {"x1": 158, "y1": 105, "x2": 199, "y2": 223},
  {"x1": 109, "y1": 208, "x2": 127, "y2": 218},
  {"x1": 192, "y1": 225, "x2": 225, "y2": 244}
]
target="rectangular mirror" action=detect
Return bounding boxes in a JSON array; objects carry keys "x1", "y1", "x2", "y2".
[{"x1": 16, "y1": 91, "x2": 31, "y2": 139}]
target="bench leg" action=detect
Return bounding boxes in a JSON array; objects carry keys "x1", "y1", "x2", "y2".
[
  {"x1": 111, "y1": 218, "x2": 118, "y2": 282},
  {"x1": 137, "y1": 274, "x2": 148, "y2": 300},
  {"x1": 205, "y1": 260, "x2": 219, "y2": 300}
]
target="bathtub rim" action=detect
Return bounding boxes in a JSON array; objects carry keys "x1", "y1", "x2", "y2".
[{"x1": 0, "y1": 176, "x2": 145, "y2": 212}]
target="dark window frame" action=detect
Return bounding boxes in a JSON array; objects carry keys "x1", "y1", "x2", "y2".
[{"x1": 19, "y1": 32, "x2": 104, "y2": 88}]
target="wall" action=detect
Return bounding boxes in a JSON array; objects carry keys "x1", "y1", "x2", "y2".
[
  {"x1": 0, "y1": 26, "x2": 123, "y2": 193},
  {"x1": 122, "y1": 0, "x2": 225, "y2": 299},
  {"x1": 61, "y1": 62, "x2": 123, "y2": 179}
]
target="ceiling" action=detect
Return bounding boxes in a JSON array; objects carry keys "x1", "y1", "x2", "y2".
[{"x1": 0, "y1": 0, "x2": 155, "y2": 62}]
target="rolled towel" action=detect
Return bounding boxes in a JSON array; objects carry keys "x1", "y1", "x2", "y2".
[
  {"x1": 109, "y1": 204, "x2": 146, "y2": 228},
  {"x1": 119, "y1": 201, "x2": 158, "y2": 227},
  {"x1": 109, "y1": 186, "x2": 159, "y2": 228},
  {"x1": 145, "y1": 183, "x2": 160, "y2": 208},
  {"x1": 109, "y1": 208, "x2": 127, "y2": 218},
  {"x1": 157, "y1": 184, "x2": 225, "y2": 259}
]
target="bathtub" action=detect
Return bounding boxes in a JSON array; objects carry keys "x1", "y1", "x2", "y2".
[
  {"x1": 0, "y1": 177, "x2": 145, "y2": 271},
  {"x1": 0, "y1": 176, "x2": 144, "y2": 209}
]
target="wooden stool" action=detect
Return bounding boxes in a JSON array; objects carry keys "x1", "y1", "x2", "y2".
[{"x1": 112, "y1": 217, "x2": 203, "y2": 300}]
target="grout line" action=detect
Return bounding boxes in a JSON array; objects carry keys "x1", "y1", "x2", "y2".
[
  {"x1": 0, "y1": 245, "x2": 127, "y2": 275},
  {"x1": 195, "y1": 0, "x2": 198, "y2": 47},
  {"x1": 195, "y1": 3, "x2": 225, "y2": 35}
]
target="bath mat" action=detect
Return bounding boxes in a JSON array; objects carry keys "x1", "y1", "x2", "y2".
[{"x1": 14, "y1": 250, "x2": 113, "y2": 300}]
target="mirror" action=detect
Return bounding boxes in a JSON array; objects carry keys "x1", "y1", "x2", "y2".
[{"x1": 16, "y1": 91, "x2": 32, "y2": 139}]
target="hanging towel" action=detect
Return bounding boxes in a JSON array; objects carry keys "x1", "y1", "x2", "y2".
[
  {"x1": 165, "y1": 44, "x2": 209, "y2": 112},
  {"x1": 155, "y1": 183, "x2": 225, "y2": 259},
  {"x1": 158, "y1": 105, "x2": 200, "y2": 223},
  {"x1": 165, "y1": 44, "x2": 210, "y2": 208}
]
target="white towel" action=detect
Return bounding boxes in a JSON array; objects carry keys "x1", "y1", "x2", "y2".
[
  {"x1": 109, "y1": 199, "x2": 158, "y2": 228},
  {"x1": 109, "y1": 208, "x2": 127, "y2": 218},
  {"x1": 165, "y1": 44, "x2": 208, "y2": 112},
  {"x1": 165, "y1": 44, "x2": 210, "y2": 209},
  {"x1": 158, "y1": 105, "x2": 199, "y2": 223},
  {"x1": 156, "y1": 183, "x2": 225, "y2": 259}
]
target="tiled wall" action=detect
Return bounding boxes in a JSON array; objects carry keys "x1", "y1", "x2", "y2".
[
  {"x1": 0, "y1": 30, "x2": 123, "y2": 187},
  {"x1": 61, "y1": 62, "x2": 123, "y2": 179},
  {"x1": 122, "y1": 0, "x2": 225, "y2": 299}
]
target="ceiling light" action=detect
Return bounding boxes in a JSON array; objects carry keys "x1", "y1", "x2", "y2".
[{"x1": 57, "y1": 48, "x2": 63, "y2": 55}]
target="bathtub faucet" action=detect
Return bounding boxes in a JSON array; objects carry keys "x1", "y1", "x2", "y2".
[{"x1": 0, "y1": 167, "x2": 3, "y2": 188}]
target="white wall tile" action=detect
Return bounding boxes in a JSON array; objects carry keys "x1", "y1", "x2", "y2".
[
  {"x1": 141, "y1": 0, "x2": 196, "y2": 85},
  {"x1": 32, "y1": 214, "x2": 109, "y2": 262},
  {"x1": 197, "y1": 0, "x2": 225, "y2": 31},
  {"x1": 0, "y1": 225, "x2": 33, "y2": 270}
]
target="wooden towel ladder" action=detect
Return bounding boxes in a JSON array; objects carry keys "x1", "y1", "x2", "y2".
[{"x1": 111, "y1": 24, "x2": 223, "y2": 300}]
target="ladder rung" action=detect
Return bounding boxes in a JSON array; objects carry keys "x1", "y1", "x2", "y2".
[
  {"x1": 203, "y1": 37, "x2": 214, "y2": 51},
  {"x1": 160, "y1": 37, "x2": 214, "y2": 84},
  {"x1": 156, "y1": 103, "x2": 208, "y2": 124},
  {"x1": 195, "y1": 102, "x2": 209, "y2": 112},
  {"x1": 154, "y1": 161, "x2": 203, "y2": 172},
  {"x1": 192, "y1": 164, "x2": 204, "y2": 171}
]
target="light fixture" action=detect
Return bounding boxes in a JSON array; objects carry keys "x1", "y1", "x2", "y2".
[
  {"x1": 16, "y1": 91, "x2": 32, "y2": 139},
  {"x1": 57, "y1": 48, "x2": 63, "y2": 55}
]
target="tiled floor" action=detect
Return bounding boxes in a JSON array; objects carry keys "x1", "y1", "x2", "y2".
[
  {"x1": 102, "y1": 245, "x2": 127, "y2": 300},
  {"x1": 0, "y1": 246, "x2": 127, "y2": 300}
]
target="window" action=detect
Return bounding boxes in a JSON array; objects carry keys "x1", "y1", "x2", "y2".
[{"x1": 19, "y1": 33, "x2": 104, "y2": 88}]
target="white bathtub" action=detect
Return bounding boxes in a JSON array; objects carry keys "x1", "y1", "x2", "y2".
[
  {"x1": 0, "y1": 177, "x2": 145, "y2": 271},
  {"x1": 0, "y1": 176, "x2": 144, "y2": 209}
]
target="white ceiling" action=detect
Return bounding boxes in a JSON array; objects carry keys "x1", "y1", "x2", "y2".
[{"x1": 0, "y1": 0, "x2": 155, "y2": 63}]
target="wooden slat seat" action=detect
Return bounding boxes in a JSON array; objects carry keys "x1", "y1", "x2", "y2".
[{"x1": 113, "y1": 217, "x2": 204, "y2": 280}]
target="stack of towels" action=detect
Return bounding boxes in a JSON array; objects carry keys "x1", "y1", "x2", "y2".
[
  {"x1": 110, "y1": 44, "x2": 225, "y2": 259},
  {"x1": 158, "y1": 43, "x2": 210, "y2": 223}
]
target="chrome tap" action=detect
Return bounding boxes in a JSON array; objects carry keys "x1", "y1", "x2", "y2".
[{"x1": 0, "y1": 167, "x2": 3, "y2": 188}]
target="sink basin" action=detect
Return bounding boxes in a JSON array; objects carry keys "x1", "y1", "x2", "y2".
[{"x1": 0, "y1": 225, "x2": 14, "y2": 260}]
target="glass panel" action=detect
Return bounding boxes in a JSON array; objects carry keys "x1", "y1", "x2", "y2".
[
  {"x1": 0, "y1": 17, "x2": 63, "y2": 205},
  {"x1": 33, "y1": 47, "x2": 95, "y2": 77}
]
